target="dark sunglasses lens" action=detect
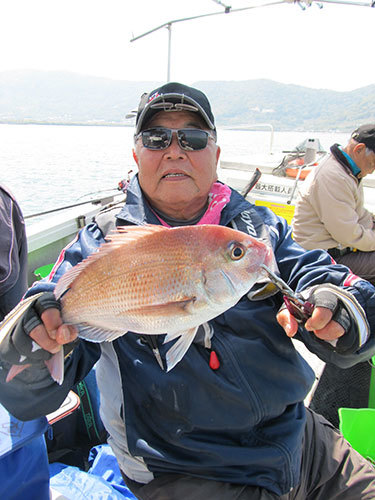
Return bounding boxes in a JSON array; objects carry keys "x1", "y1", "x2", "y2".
[
  {"x1": 178, "y1": 130, "x2": 208, "y2": 151},
  {"x1": 142, "y1": 129, "x2": 172, "y2": 149}
]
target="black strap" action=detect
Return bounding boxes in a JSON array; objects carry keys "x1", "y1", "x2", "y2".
[{"x1": 75, "y1": 380, "x2": 102, "y2": 442}]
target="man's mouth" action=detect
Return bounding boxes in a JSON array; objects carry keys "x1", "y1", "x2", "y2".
[{"x1": 162, "y1": 173, "x2": 187, "y2": 179}]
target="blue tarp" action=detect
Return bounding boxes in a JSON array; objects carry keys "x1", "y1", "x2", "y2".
[
  {"x1": 50, "y1": 444, "x2": 138, "y2": 499},
  {"x1": 0, "y1": 403, "x2": 50, "y2": 500}
]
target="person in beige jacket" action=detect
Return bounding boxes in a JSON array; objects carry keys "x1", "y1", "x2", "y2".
[
  {"x1": 293, "y1": 124, "x2": 375, "y2": 285},
  {"x1": 293, "y1": 125, "x2": 375, "y2": 429}
]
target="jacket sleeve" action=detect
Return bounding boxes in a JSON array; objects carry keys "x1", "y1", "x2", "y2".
[
  {"x1": 307, "y1": 164, "x2": 375, "y2": 251},
  {"x1": 260, "y1": 205, "x2": 375, "y2": 368},
  {"x1": 0, "y1": 187, "x2": 28, "y2": 318},
  {"x1": 0, "y1": 222, "x2": 105, "y2": 421}
]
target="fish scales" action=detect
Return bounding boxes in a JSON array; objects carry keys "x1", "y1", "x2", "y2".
[{"x1": 61, "y1": 226, "x2": 210, "y2": 332}]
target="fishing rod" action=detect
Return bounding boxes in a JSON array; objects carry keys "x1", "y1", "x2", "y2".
[
  {"x1": 76, "y1": 187, "x2": 119, "y2": 200},
  {"x1": 24, "y1": 175, "x2": 132, "y2": 220},
  {"x1": 23, "y1": 194, "x2": 124, "y2": 220},
  {"x1": 241, "y1": 168, "x2": 262, "y2": 198},
  {"x1": 76, "y1": 171, "x2": 134, "y2": 200}
]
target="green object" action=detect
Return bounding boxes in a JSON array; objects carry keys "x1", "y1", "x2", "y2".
[
  {"x1": 368, "y1": 356, "x2": 375, "y2": 409},
  {"x1": 33, "y1": 263, "x2": 54, "y2": 280},
  {"x1": 338, "y1": 407, "x2": 375, "y2": 464}
]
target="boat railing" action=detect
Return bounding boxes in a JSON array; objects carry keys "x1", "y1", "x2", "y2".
[
  {"x1": 26, "y1": 191, "x2": 126, "y2": 286},
  {"x1": 246, "y1": 123, "x2": 274, "y2": 155}
]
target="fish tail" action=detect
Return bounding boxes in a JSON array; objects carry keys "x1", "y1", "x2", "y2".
[
  {"x1": 5, "y1": 351, "x2": 64, "y2": 385},
  {"x1": 44, "y1": 348, "x2": 65, "y2": 385},
  {"x1": 5, "y1": 363, "x2": 31, "y2": 382},
  {"x1": 165, "y1": 327, "x2": 197, "y2": 372}
]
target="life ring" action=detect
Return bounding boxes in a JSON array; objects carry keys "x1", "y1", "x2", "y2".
[{"x1": 285, "y1": 167, "x2": 312, "y2": 180}]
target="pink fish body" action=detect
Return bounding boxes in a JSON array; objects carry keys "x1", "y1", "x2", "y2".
[{"x1": 5, "y1": 224, "x2": 274, "y2": 384}]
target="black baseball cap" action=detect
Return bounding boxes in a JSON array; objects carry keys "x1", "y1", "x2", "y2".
[
  {"x1": 351, "y1": 124, "x2": 375, "y2": 153},
  {"x1": 135, "y1": 82, "x2": 216, "y2": 136}
]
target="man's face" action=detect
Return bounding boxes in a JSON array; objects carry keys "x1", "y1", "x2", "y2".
[
  {"x1": 355, "y1": 144, "x2": 375, "y2": 178},
  {"x1": 133, "y1": 110, "x2": 220, "y2": 220}
]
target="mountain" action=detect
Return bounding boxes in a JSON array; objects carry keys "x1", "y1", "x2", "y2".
[
  {"x1": 0, "y1": 70, "x2": 374, "y2": 131},
  {"x1": 196, "y1": 80, "x2": 375, "y2": 131}
]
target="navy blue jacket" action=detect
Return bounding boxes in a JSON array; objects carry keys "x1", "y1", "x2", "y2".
[
  {"x1": 1, "y1": 176, "x2": 375, "y2": 495},
  {"x1": 0, "y1": 185, "x2": 28, "y2": 321}
]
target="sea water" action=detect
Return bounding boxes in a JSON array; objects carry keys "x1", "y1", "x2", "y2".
[{"x1": 0, "y1": 123, "x2": 353, "y2": 225}]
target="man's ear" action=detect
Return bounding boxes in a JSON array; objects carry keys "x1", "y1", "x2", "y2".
[
  {"x1": 132, "y1": 149, "x2": 139, "y2": 166},
  {"x1": 216, "y1": 145, "x2": 221, "y2": 163},
  {"x1": 353, "y1": 143, "x2": 366, "y2": 155}
]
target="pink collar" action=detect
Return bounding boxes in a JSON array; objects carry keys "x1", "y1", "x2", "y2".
[{"x1": 153, "y1": 182, "x2": 232, "y2": 227}]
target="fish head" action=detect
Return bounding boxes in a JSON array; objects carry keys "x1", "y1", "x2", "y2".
[{"x1": 200, "y1": 226, "x2": 274, "y2": 304}]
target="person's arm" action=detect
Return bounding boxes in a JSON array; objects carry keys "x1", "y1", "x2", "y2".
[
  {"x1": 0, "y1": 188, "x2": 28, "y2": 317},
  {"x1": 310, "y1": 167, "x2": 375, "y2": 250},
  {"x1": 258, "y1": 206, "x2": 375, "y2": 367}
]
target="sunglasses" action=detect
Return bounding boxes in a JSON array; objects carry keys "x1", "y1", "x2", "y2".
[{"x1": 135, "y1": 128, "x2": 215, "y2": 151}]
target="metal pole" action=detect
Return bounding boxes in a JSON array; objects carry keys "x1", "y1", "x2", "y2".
[
  {"x1": 242, "y1": 123, "x2": 274, "y2": 154},
  {"x1": 167, "y1": 23, "x2": 172, "y2": 82},
  {"x1": 270, "y1": 125, "x2": 274, "y2": 155},
  {"x1": 130, "y1": 0, "x2": 374, "y2": 81}
]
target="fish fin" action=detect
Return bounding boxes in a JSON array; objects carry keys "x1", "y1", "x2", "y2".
[
  {"x1": 165, "y1": 327, "x2": 198, "y2": 372},
  {"x1": 54, "y1": 225, "x2": 169, "y2": 300},
  {"x1": 133, "y1": 297, "x2": 197, "y2": 320},
  {"x1": 163, "y1": 331, "x2": 187, "y2": 344},
  {"x1": 78, "y1": 324, "x2": 126, "y2": 343},
  {"x1": 44, "y1": 348, "x2": 65, "y2": 385},
  {"x1": 110, "y1": 224, "x2": 168, "y2": 241},
  {"x1": 6, "y1": 348, "x2": 65, "y2": 385},
  {"x1": 0, "y1": 293, "x2": 44, "y2": 343},
  {"x1": 54, "y1": 259, "x2": 93, "y2": 300},
  {"x1": 6, "y1": 363, "x2": 31, "y2": 382}
]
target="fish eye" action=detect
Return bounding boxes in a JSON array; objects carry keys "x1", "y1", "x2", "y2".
[{"x1": 229, "y1": 242, "x2": 245, "y2": 261}]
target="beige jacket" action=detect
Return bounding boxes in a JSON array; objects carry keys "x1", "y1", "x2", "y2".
[{"x1": 292, "y1": 151, "x2": 375, "y2": 251}]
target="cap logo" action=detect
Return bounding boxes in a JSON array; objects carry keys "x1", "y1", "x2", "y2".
[{"x1": 148, "y1": 92, "x2": 160, "y2": 103}]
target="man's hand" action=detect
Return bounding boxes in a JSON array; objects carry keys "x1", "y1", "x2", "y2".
[
  {"x1": 12, "y1": 292, "x2": 78, "y2": 358},
  {"x1": 277, "y1": 306, "x2": 345, "y2": 340},
  {"x1": 29, "y1": 307, "x2": 78, "y2": 354},
  {"x1": 0, "y1": 293, "x2": 79, "y2": 384}
]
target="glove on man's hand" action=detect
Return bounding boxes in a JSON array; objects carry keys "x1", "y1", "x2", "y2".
[
  {"x1": 0, "y1": 292, "x2": 63, "y2": 365},
  {"x1": 301, "y1": 284, "x2": 367, "y2": 354}
]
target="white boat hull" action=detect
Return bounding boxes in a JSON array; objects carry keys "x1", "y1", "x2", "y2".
[{"x1": 26, "y1": 194, "x2": 125, "y2": 285}]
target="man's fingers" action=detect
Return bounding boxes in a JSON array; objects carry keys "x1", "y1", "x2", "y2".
[
  {"x1": 29, "y1": 323, "x2": 62, "y2": 354},
  {"x1": 277, "y1": 306, "x2": 345, "y2": 342},
  {"x1": 55, "y1": 324, "x2": 78, "y2": 344},
  {"x1": 309, "y1": 321, "x2": 345, "y2": 342},
  {"x1": 40, "y1": 308, "x2": 63, "y2": 340},
  {"x1": 277, "y1": 309, "x2": 299, "y2": 337},
  {"x1": 304, "y1": 307, "x2": 333, "y2": 331},
  {"x1": 29, "y1": 320, "x2": 78, "y2": 354}
]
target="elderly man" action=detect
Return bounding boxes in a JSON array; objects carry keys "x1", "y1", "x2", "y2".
[
  {"x1": 1, "y1": 83, "x2": 375, "y2": 499},
  {"x1": 293, "y1": 126, "x2": 375, "y2": 428},
  {"x1": 292, "y1": 124, "x2": 375, "y2": 285}
]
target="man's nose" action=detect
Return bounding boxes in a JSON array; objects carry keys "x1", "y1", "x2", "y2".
[{"x1": 164, "y1": 132, "x2": 186, "y2": 157}]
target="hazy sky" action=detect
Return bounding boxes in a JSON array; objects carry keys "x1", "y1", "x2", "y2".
[{"x1": 1, "y1": 0, "x2": 374, "y2": 91}]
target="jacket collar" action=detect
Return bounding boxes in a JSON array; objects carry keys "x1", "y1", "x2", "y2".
[
  {"x1": 330, "y1": 143, "x2": 361, "y2": 182},
  {"x1": 116, "y1": 174, "x2": 251, "y2": 227}
]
